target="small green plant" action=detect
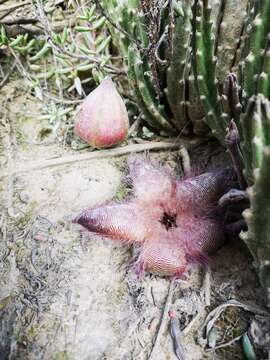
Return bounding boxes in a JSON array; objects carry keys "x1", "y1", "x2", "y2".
[{"x1": 0, "y1": 2, "x2": 114, "y2": 99}]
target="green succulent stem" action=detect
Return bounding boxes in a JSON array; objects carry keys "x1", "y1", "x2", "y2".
[
  {"x1": 165, "y1": 2, "x2": 192, "y2": 131},
  {"x1": 193, "y1": 0, "x2": 228, "y2": 144},
  {"x1": 243, "y1": 146, "x2": 270, "y2": 265}
]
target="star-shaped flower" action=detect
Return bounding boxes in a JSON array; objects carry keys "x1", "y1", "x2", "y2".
[{"x1": 74, "y1": 157, "x2": 236, "y2": 277}]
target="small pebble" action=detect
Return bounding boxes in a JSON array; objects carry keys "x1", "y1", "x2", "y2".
[{"x1": 19, "y1": 191, "x2": 30, "y2": 204}]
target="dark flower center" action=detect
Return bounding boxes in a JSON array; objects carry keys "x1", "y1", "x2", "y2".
[{"x1": 160, "y1": 212, "x2": 177, "y2": 231}]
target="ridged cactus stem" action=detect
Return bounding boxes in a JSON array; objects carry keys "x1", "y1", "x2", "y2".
[
  {"x1": 242, "y1": 146, "x2": 270, "y2": 264},
  {"x1": 242, "y1": 0, "x2": 270, "y2": 101},
  {"x1": 165, "y1": 2, "x2": 192, "y2": 131},
  {"x1": 193, "y1": 0, "x2": 228, "y2": 144},
  {"x1": 241, "y1": 94, "x2": 270, "y2": 184},
  {"x1": 100, "y1": 0, "x2": 139, "y2": 56},
  {"x1": 240, "y1": 94, "x2": 270, "y2": 293},
  {"x1": 258, "y1": 49, "x2": 270, "y2": 98},
  {"x1": 128, "y1": 46, "x2": 175, "y2": 133},
  {"x1": 222, "y1": 73, "x2": 242, "y2": 127},
  {"x1": 241, "y1": 96, "x2": 256, "y2": 184}
]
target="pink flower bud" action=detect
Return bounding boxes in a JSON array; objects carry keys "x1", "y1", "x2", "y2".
[{"x1": 74, "y1": 77, "x2": 129, "y2": 148}]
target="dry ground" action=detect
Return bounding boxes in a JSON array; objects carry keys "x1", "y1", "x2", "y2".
[{"x1": 0, "y1": 80, "x2": 264, "y2": 360}]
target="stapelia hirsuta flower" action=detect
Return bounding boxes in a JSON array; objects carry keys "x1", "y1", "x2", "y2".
[{"x1": 73, "y1": 157, "x2": 237, "y2": 277}]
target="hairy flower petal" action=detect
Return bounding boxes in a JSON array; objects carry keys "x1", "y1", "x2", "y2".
[
  {"x1": 128, "y1": 156, "x2": 176, "y2": 209},
  {"x1": 74, "y1": 203, "x2": 147, "y2": 243},
  {"x1": 137, "y1": 233, "x2": 187, "y2": 276},
  {"x1": 176, "y1": 167, "x2": 236, "y2": 213}
]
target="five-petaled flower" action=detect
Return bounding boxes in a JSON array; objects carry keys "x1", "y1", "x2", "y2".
[{"x1": 73, "y1": 156, "x2": 236, "y2": 277}]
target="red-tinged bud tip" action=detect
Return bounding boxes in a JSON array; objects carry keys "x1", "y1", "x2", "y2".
[
  {"x1": 74, "y1": 77, "x2": 129, "y2": 148},
  {"x1": 168, "y1": 310, "x2": 176, "y2": 319}
]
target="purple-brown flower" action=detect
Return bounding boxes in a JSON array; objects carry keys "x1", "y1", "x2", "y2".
[{"x1": 73, "y1": 157, "x2": 236, "y2": 277}]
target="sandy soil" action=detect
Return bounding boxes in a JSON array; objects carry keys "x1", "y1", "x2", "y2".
[{"x1": 0, "y1": 81, "x2": 265, "y2": 360}]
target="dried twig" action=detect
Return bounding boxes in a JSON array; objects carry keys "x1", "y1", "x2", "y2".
[
  {"x1": 154, "y1": 28, "x2": 168, "y2": 66},
  {"x1": 9, "y1": 47, "x2": 32, "y2": 82},
  {"x1": 148, "y1": 279, "x2": 176, "y2": 360},
  {"x1": 0, "y1": 0, "x2": 31, "y2": 20},
  {"x1": 3, "y1": 18, "x2": 76, "y2": 37},
  {"x1": 0, "y1": 60, "x2": 16, "y2": 89},
  {"x1": 43, "y1": 92, "x2": 83, "y2": 105},
  {"x1": 0, "y1": 140, "x2": 182, "y2": 179},
  {"x1": 205, "y1": 334, "x2": 243, "y2": 351},
  {"x1": 3, "y1": 24, "x2": 41, "y2": 37},
  {"x1": 202, "y1": 266, "x2": 211, "y2": 307},
  {"x1": 169, "y1": 310, "x2": 186, "y2": 360},
  {"x1": 167, "y1": 0, "x2": 174, "y2": 60},
  {"x1": 0, "y1": 0, "x2": 31, "y2": 12},
  {"x1": 1, "y1": 17, "x2": 38, "y2": 25}
]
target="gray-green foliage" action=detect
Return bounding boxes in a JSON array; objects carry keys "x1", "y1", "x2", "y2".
[{"x1": 0, "y1": 3, "x2": 112, "y2": 98}]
